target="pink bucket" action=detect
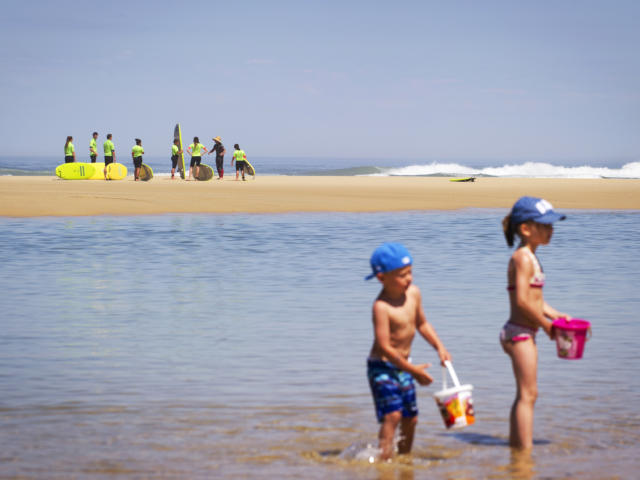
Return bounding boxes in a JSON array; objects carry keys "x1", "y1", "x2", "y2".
[{"x1": 552, "y1": 318, "x2": 591, "y2": 360}]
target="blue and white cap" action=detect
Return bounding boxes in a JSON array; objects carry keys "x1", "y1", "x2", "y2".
[
  {"x1": 510, "y1": 196, "x2": 566, "y2": 225},
  {"x1": 365, "y1": 242, "x2": 413, "y2": 280}
]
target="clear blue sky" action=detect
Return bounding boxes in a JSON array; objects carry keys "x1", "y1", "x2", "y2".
[{"x1": 1, "y1": 0, "x2": 638, "y2": 161}]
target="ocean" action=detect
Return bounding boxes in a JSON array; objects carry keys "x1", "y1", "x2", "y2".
[
  {"x1": 1, "y1": 210, "x2": 639, "y2": 479},
  {"x1": 1, "y1": 155, "x2": 640, "y2": 178}
]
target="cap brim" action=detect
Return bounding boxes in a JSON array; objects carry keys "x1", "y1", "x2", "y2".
[
  {"x1": 536, "y1": 212, "x2": 566, "y2": 224},
  {"x1": 365, "y1": 272, "x2": 376, "y2": 280}
]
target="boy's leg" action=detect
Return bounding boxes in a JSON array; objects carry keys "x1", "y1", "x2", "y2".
[
  {"x1": 379, "y1": 410, "x2": 401, "y2": 460},
  {"x1": 397, "y1": 415, "x2": 418, "y2": 454}
]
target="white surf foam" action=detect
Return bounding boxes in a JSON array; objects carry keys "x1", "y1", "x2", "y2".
[{"x1": 369, "y1": 161, "x2": 640, "y2": 179}]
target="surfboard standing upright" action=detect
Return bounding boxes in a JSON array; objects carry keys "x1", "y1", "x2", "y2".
[{"x1": 174, "y1": 123, "x2": 186, "y2": 179}]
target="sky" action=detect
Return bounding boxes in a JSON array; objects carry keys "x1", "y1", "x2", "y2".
[{"x1": 1, "y1": 0, "x2": 639, "y2": 161}]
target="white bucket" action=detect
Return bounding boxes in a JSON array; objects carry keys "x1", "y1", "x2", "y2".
[{"x1": 433, "y1": 361, "x2": 475, "y2": 429}]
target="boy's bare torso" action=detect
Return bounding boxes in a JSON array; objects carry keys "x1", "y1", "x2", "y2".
[{"x1": 369, "y1": 284, "x2": 420, "y2": 361}]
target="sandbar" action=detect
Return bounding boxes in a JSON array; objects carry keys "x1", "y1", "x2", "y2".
[{"x1": 0, "y1": 176, "x2": 638, "y2": 217}]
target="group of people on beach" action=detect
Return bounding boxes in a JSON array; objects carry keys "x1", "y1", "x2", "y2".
[
  {"x1": 63, "y1": 134, "x2": 250, "y2": 181},
  {"x1": 367, "y1": 196, "x2": 571, "y2": 460}
]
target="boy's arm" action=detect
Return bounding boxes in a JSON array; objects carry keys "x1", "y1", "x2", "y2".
[
  {"x1": 372, "y1": 301, "x2": 434, "y2": 385},
  {"x1": 415, "y1": 288, "x2": 451, "y2": 366}
]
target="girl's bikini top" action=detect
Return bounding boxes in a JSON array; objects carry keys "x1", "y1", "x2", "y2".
[{"x1": 507, "y1": 248, "x2": 545, "y2": 291}]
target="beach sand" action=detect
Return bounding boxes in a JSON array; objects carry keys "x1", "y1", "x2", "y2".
[{"x1": 1, "y1": 176, "x2": 639, "y2": 217}]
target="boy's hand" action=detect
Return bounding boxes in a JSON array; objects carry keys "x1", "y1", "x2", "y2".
[
  {"x1": 412, "y1": 363, "x2": 434, "y2": 386},
  {"x1": 437, "y1": 348, "x2": 451, "y2": 366}
]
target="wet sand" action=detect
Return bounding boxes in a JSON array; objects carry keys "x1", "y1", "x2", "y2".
[{"x1": 1, "y1": 176, "x2": 639, "y2": 217}]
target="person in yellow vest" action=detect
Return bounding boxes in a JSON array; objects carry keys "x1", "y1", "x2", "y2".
[
  {"x1": 103, "y1": 133, "x2": 116, "y2": 179},
  {"x1": 64, "y1": 136, "x2": 76, "y2": 163},
  {"x1": 186, "y1": 136, "x2": 208, "y2": 180},
  {"x1": 231, "y1": 143, "x2": 247, "y2": 181},
  {"x1": 170, "y1": 138, "x2": 183, "y2": 180},
  {"x1": 131, "y1": 138, "x2": 144, "y2": 181},
  {"x1": 89, "y1": 132, "x2": 98, "y2": 162}
]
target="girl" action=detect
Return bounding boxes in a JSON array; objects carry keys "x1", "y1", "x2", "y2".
[
  {"x1": 231, "y1": 143, "x2": 246, "y2": 181},
  {"x1": 187, "y1": 136, "x2": 207, "y2": 181},
  {"x1": 500, "y1": 196, "x2": 570, "y2": 449},
  {"x1": 131, "y1": 138, "x2": 144, "y2": 181},
  {"x1": 64, "y1": 136, "x2": 75, "y2": 163}
]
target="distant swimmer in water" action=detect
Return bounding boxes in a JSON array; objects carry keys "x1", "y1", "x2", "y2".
[
  {"x1": 103, "y1": 133, "x2": 116, "y2": 179},
  {"x1": 89, "y1": 132, "x2": 98, "y2": 163},
  {"x1": 64, "y1": 136, "x2": 76, "y2": 163},
  {"x1": 500, "y1": 197, "x2": 570, "y2": 449},
  {"x1": 131, "y1": 138, "x2": 144, "y2": 181},
  {"x1": 187, "y1": 136, "x2": 207, "y2": 181},
  {"x1": 170, "y1": 138, "x2": 183, "y2": 180},
  {"x1": 231, "y1": 144, "x2": 246, "y2": 181}
]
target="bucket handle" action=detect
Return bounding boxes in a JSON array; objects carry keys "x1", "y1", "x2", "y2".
[{"x1": 442, "y1": 360, "x2": 461, "y2": 389}]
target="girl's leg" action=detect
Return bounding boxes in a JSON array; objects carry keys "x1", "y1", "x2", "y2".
[
  {"x1": 397, "y1": 415, "x2": 417, "y2": 455},
  {"x1": 502, "y1": 339, "x2": 538, "y2": 449}
]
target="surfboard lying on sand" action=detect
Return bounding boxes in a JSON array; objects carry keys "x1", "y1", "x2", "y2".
[
  {"x1": 139, "y1": 164, "x2": 154, "y2": 181},
  {"x1": 106, "y1": 163, "x2": 127, "y2": 180},
  {"x1": 88, "y1": 162, "x2": 106, "y2": 180},
  {"x1": 244, "y1": 158, "x2": 256, "y2": 179},
  {"x1": 195, "y1": 163, "x2": 214, "y2": 181},
  {"x1": 174, "y1": 123, "x2": 185, "y2": 179},
  {"x1": 55, "y1": 162, "x2": 96, "y2": 180},
  {"x1": 450, "y1": 177, "x2": 476, "y2": 182}
]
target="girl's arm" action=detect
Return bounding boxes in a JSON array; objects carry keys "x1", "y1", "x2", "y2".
[
  {"x1": 512, "y1": 252, "x2": 554, "y2": 335},
  {"x1": 543, "y1": 302, "x2": 570, "y2": 321}
]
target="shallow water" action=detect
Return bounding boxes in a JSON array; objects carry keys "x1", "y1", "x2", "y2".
[{"x1": 1, "y1": 211, "x2": 639, "y2": 478}]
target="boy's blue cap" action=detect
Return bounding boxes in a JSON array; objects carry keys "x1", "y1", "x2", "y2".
[
  {"x1": 365, "y1": 242, "x2": 413, "y2": 280},
  {"x1": 510, "y1": 196, "x2": 566, "y2": 225}
]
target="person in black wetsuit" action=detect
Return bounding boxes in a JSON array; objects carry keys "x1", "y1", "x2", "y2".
[{"x1": 208, "y1": 136, "x2": 226, "y2": 179}]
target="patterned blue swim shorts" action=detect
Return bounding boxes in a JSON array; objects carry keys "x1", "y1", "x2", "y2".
[{"x1": 367, "y1": 358, "x2": 418, "y2": 423}]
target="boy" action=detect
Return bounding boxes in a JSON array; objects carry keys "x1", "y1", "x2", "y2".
[
  {"x1": 89, "y1": 132, "x2": 98, "y2": 162},
  {"x1": 103, "y1": 133, "x2": 116, "y2": 179},
  {"x1": 366, "y1": 242, "x2": 451, "y2": 460}
]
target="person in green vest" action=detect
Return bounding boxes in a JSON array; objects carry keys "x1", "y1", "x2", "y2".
[
  {"x1": 170, "y1": 138, "x2": 183, "y2": 180},
  {"x1": 103, "y1": 133, "x2": 116, "y2": 179},
  {"x1": 131, "y1": 138, "x2": 144, "y2": 181},
  {"x1": 186, "y1": 136, "x2": 208, "y2": 181},
  {"x1": 89, "y1": 132, "x2": 98, "y2": 162},
  {"x1": 64, "y1": 136, "x2": 76, "y2": 163},
  {"x1": 232, "y1": 143, "x2": 247, "y2": 181}
]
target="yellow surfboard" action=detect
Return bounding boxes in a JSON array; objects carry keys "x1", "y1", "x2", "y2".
[
  {"x1": 106, "y1": 163, "x2": 128, "y2": 180},
  {"x1": 244, "y1": 158, "x2": 256, "y2": 179},
  {"x1": 139, "y1": 164, "x2": 153, "y2": 181},
  {"x1": 174, "y1": 123, "x2": 185, "y2": 179},
  {"x1": 55, "y1": 162, "x2": 96, "y2": 180},
  {"x1": 87, "y1": 162, "x2": 105, "y2": 180}
]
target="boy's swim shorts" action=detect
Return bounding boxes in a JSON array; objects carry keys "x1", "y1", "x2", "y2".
[{"x1": 367, "y1": 358, "x2": 418, "y2": 423}]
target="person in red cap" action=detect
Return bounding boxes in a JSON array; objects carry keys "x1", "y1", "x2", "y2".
[
  {"x1": 500, "y1": 196, "x2": 571, "y2": 449},
  {"x1": 365, "y1": 242, "x2": 451, "y2": 460}
]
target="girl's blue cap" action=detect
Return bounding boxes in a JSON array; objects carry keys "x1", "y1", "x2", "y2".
[
  {"x1": 510, "y1": 196, "x2": 566, "y2": 225},
  {"x1": 365, "y1": 242, "x2": 413, "y2": 280}
]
